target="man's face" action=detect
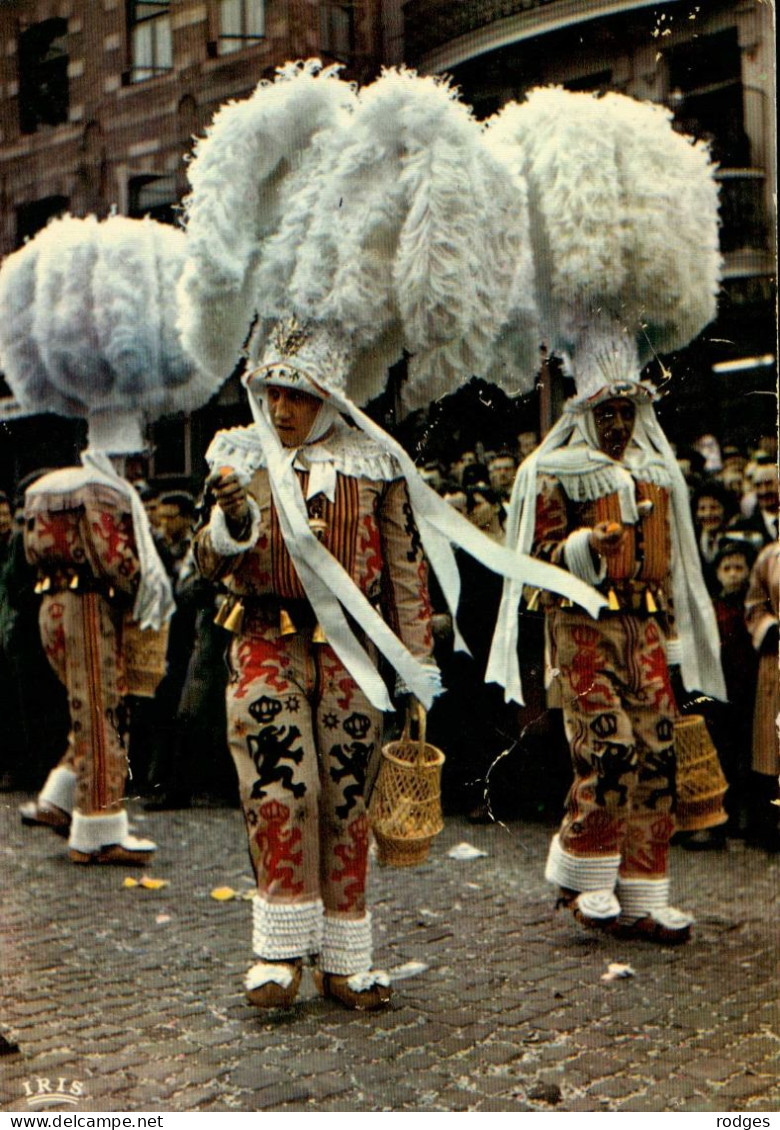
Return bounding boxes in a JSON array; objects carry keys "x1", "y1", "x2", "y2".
[
  {"x1": 517, "y1": 432, "x2": 538, "y2": 459},
  {"x1": 0, "y1": 501, "x2": 11, "y2": 539},
  {"x1": 722, "y1": 453, "x2": 747, "y2": 476},
  {"x1": 755, "y1": 470, "x2": 780, "y2": 514},
  {"x1": 143, "y1": 497, "x2": 161, "y2": 529},
  {"x1": 695, "y1": 495, "x2": 725, "y2": 531},
  {"x1": 592, "y1": 398, "x2": 636, "y2": 461},
  {"x1": 267, "y1": 386, "x2": 323, "y2": 448},
  {"x1": 450, "y1": 451, "x2": 477, "y2": 484},
  {"x1": 488, "y1": 457, "x2": 516, "y2": 492},
  {"x1": 716, "y1": 553, "x2": 750, "y2": 595},
  {"x1": 157, "y1": 503, "x2": 191, "y2": 547},
  {"x1": 466, "y1": 490, "x2": 496, "y2": 531}
]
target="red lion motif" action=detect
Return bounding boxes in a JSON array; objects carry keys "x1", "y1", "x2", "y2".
[
  {"x1": 254, "y1": 799, "x2": 304, "y2": 894},
  {"x1": 91, "y1": 511, "x2": 131, "y2": 568},
  {"x1": 234, "y1": 635, "x2": 291, "y2": 699},
  {"x1": 564, "y1": 624, "x2": 614, "y2": 710},
  {"x1": 330, "y1": 813, "x2": 369, "y2": 912},
  {"x1": 358, "y1": 514, "x2": 383, "y2": 593},
  {"x1": 319, "y1": 651, "x2": 355, "y2": 712}
]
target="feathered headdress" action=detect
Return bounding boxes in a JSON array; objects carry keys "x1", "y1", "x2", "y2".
[
  {"x1": 177, "y1": 62, "x2": 605, "y2": 711},
  {"x1": 0, "y1": 213, "x2": 225, "y2": 628},
  {"x1": 484, "y1": 88, "x2": 725, "y2": 704},
  {"x1": 0, "y1": 213, "x2": 220, "y2": 437},
  {"x1": 179, "y1": 60, "x2": 540, "y2": 409},
  {"x1": 484, "y1": 87, "x2": 722, "y2": 400}
]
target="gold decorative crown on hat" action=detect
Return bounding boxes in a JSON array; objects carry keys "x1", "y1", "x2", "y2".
[{"x1": 248, "y1": 317, "x2": 351, "y2": 399}]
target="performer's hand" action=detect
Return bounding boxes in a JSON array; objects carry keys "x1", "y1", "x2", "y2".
[
  {"x1": 210, "y1": 467, "x2": 250, "y2": 532},
  {"x1": 589, "y1": 520, "x2": 626, "y2": 558}
]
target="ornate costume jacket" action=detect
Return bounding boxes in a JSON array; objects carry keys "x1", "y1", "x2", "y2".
[
  {"x1": 531, "y1": 473, "x2": 674, "y2": 619},
  {"x1": 24, "y1": 467, "x2": 140, "y2": 597},
  {"x1": 193, "y1": 425, "x2": 433, "y2": 665}
]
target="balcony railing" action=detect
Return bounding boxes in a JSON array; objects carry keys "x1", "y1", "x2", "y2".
[{"x1": 404, "y1": 0, "x2": 557, "y2": 61}]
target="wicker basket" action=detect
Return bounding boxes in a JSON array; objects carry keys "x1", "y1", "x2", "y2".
[
  {"x1": 122, "y1": 613, "x2": 169, "y2": 698},
  {"x1": 369, "y1": 706, "x2": 445, "y2": 868},
  {"x1": 674, "y1": 713, "x2": 728, "y2": 832}
]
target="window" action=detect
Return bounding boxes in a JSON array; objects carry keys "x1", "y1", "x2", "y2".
[
  {"x1": 215, "y1": 0, "x2": 265, "y2": 56},
  {"x1": 127, "y1": 1, "x2": 172, "y2": 83},
  {"x1": 16, "y1": 195, "x2": 69, "y2": 246},
  {"x1": 18, "y1": 19, "x2": 69, "y2": 135},
  {"x1": 129, "y1": 175, "x2": 179, "y2": 225},
  {"x1": 320, "y1": 3, "x2": 353, "y2": 63},
  {"x1": 665, "y1": 29, "x2": 750, "y2": 166}
]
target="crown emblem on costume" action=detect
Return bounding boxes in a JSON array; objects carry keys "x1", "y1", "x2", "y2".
[{"x1": 271, "y1": 316, "x2": 309, "y2": 358}]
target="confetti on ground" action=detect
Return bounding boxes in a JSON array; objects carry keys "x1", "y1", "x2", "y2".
[
  {"x1": 601, "y1": 962, "x2": 636, "y2": 982},
  {"x1": 447, "y1": 842, "x2": 487, "y2": 861},
  {"x1": 155, "y1": 914, "x2": 171, "y2": 924},
  {"x1": 122, "y1": 876, "x2": 169, "y2": 890},
  {"x1": 210, "y1": 886, "x2": 237, "y2": 901}
]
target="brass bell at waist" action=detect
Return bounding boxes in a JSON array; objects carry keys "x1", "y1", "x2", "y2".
[
  {"x1": 311, "y1": 622, "x2": 327, "y2": 645},
  {"x1": 222, "y1": 599, "x2": 245, "y2": 634},
  {"x1": 607, "y1": 588, "x2": 620, "y2": 611},
  {"x1": 34, "y1": 578, "x2": 43, "y2": 594},
  {"x1": 214, "y1": 596, "x2": 231, "y2": 627},
  {"x1": 308, "y1": 515, "x2": 329, "y2": 543},
  {"x1": 40, "y1": 575, "x2": 51, "y2": 592},
  {"x1": 69, "y1": 573, "x2": 80, "y2": 590},
  {"x1": 645, "y1": 589, "x2": 658, "y2": 614},
  {"x1": 279, "y1": 608, "x2": 297, "y2": 636},
  {"x1": 526, "y1": 589, "x2": 541, "y2": 612}
]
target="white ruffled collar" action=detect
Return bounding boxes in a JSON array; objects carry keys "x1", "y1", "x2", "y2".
[{"x1": 205, "y1": 419, "x2": 400, "y2": 501}]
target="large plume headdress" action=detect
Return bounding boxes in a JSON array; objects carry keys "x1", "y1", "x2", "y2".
[
  {"x1": 483, "y1": 86, "x2": 722, "y2": 398},
  {"x1": 484, "y1": 87, "x2": 725, "y2": 704},
  {"x1": 179, "y1": 60, "x2": 539, "y2": 409},
  {"x1": 177, "y1": 62, "x2": 605, "y2": 711},
  {"x1": 0, "y1": 213, "x2": 225, "y2": 628}
]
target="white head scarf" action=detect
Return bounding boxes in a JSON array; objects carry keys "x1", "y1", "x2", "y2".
[{"x1": 486, "y1": 383, "x2": 726, "y2": 705}]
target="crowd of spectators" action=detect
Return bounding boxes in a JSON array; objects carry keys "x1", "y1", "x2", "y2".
[{"x1": 1, "y1": 422, "x2": 777, "y2": 850}]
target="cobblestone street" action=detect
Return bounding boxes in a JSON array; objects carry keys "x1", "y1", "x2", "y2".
[{"x1": 1, "y1": 795, "x2": 777, "y2": 1113}]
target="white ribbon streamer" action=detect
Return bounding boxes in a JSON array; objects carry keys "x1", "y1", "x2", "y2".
[
  {"x1": 236, "y1": 378, "x2": 606, "y2": 712},
  {"x1": 81, "y1": 450, "x2": 174, "y2": 631}
]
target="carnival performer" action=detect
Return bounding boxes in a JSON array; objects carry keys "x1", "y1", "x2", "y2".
[
  {"x1": 0, "y1": 214, "x2": 223, "y2": 864},
  {"x1": 179, "y1": 62, "x2": 603, "y2": 1009},
  {"x1": 485, "y1": 88, "x2": 726, "y2": 942}
]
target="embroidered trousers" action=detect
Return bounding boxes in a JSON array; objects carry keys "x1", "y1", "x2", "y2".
[
  {"x1": 39, "y1": 592, "x2": 128, "y2": 816},
  {"x1": 227, "y1": 613, "x2": 382, "y2": 966},
  {"x1": 547, "y1": 609, "x2": 677, "y2": 884}
]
